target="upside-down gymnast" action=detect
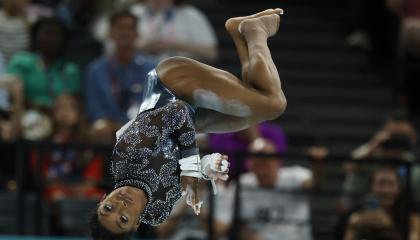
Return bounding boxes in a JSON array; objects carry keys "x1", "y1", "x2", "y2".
[{"x1": 90, "y1": 8, "x2": 287, "y2": 239}]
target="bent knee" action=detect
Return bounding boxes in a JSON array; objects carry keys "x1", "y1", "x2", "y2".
[{"x1": 264, "y1": 93, "x2": 287, "y2": 120}]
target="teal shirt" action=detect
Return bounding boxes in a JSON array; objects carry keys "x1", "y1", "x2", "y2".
[{"x1": 7, "y1": 52, "x2": 81, "y2": 107}]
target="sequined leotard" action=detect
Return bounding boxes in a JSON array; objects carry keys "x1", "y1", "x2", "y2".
[{"x1": 111, "y1": 70, "x2": 198, "y2": 225}]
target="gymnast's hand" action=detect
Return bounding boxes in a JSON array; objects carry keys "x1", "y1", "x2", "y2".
[
  {"x1": 180, "y1": 176, "x2": 203, "y2": 215},
  {"x1": 201, "y1": 153, "x2": 230, "y2": 182},
  {"x1": 180, "y1": 154, "x2": 229, "y2": 215}
]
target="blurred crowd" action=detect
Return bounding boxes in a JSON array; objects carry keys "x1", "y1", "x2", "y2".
[
  {"x1": 0, "y1": 0, "x2": 419, "y2": 239},
  {"x1": 0, "y1": 0, "x2": 217, "y2": 198},
  {"x1": 347, "y1": 0, "x2": 420, "y2": 121}
]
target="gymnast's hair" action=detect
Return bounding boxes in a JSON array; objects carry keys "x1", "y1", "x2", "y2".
[{"x1": 89, "y1": 205, "x2": 135, "y2": 240}]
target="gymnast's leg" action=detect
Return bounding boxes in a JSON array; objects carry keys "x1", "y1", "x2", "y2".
[
  {"x1": 156, "y1": 11, "x2": 286, "y2": 132},
  {"x1": 225, "y1": 8, "x2": 282, "y2": 82},
  {"x1": 194, "y1": 9, "x2": 284, "y2": 133}
]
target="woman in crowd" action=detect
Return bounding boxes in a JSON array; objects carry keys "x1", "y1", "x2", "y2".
[
  {"x1": 30, "y1": 94, "x2": 104, "y2": 202},
  {"x1": 344, "y1": 166, "x2": 420, "y2": 240},
  {"x1": 7, "y1": 17, "x2": 81, "y2": 109}
]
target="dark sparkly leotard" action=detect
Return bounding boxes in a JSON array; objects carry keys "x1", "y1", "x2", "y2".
[{"x1": 111, "y1": 70, "x2": 198, "y2": 225}]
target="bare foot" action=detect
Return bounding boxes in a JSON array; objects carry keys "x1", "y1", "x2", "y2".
[
  {"x1": 225, "y1": 8, "x2": 283, "y2": 39},
  {"x1": 239, "y1": 14, "x2": 281, "y2": 38}
]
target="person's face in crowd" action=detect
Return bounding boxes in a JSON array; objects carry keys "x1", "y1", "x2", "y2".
[
  {"x1": 110, "y1": 16, "x2": 138, "y2": 51},
  {"x1": 98, "y1": 186, "x2": 145, "y2": 234},
  {"x1": 146, "y1": 0, "x2": 174, "y2": 12},
  {"x1": 4, "y1": 0, "x2": 28, "y2": 16},
  {"x1": 371, "y1": 168, "x2": 400, "y2": 208},
  {"x1": 249, "y1": 156, "x2": 281, "y2": 188},
  {"x1": 53, "y1": 95, "x2": 80, "y2": 129},
  {"x1": 36, "y1": 23, "x2": 64, "y2": 57}
]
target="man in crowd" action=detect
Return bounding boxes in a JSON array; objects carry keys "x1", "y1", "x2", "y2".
[
  {"x1": 85, "y1": 10, "x2": 156, "y2": 143},
  {"x1": 214, "y1": 133, "x2": 325, "y2": 240}
]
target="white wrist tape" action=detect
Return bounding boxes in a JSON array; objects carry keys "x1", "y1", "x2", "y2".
[
  {"x1": 179, "y1": 155, "x2": 203, "y2": 178},
  {"x1": 179, "y1": 153, "x2": 230, "y2": 195}
]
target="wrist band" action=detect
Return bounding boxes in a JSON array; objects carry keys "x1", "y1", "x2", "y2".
[{"x1": 179, "y1": 155, "x2": 203, "y2": 178}]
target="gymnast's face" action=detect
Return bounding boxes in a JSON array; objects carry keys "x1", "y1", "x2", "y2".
[{"x1": 97, "y1": 186, "x2": 146, "y2": 233}]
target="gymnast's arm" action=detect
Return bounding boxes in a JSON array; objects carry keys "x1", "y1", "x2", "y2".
[
  {"x1": 171, "y1": 103, "x2": 200, "y2": 163},
  {"x1": 171, "y1": 103, "x2": 229, "y2": 214},
  {"x1": 170, "y1": 103, "x2": 203, "y2": 212}
]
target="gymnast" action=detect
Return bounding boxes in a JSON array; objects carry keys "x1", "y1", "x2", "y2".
[{"x1": 90, "y1": 8, "x2": 287, "y2": 239}]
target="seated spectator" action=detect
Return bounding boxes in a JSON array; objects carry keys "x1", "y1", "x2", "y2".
[
  {"x1": 85, "y1": 10, "x2": 156, "y2": 143},
  {"x1": 343, "y1": 166, "x2": 420, "y2": 240},
  {"x1": 30, "y1": 94, "x2": 105, "y2": 202},
  {"x1": 214, "y1": 134, "x2": 322, "y2": 240},
  {"x1": 131, "y1": 0, "x2": 218, "y2": 62},
  {"x1": 351, "y1": 111, "x2": 417, "y2": 161},
  {"x1": 208, "y1": 122, "x2": 287, "y2": 178},
  {"x1": 0, "y1": 0, "x2": 30, "y2": 64},
  {"x1": 6, "y1": 17, "x2": 81, "y2": 110},
  {"x1": 342, "y1": 111, "x2": 420, "y2": 211}
]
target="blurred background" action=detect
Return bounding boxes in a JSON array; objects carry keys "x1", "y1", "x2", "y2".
[{"x1": 0, "y1": 0, "x2": 420, "y2": 239}]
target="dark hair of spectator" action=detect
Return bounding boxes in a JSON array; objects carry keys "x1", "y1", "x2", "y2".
[
  {"x1": 90, "y1": 205, "x2": 136, "y2": 240},
  {"x1": 173, "y1": 0, "x2": 187, "y2": 6},
  {"x1": 110, "y1": 10, "x2": 138, "y2": 28},
  {"x1": 30, "y1": 17, "x2": 69, "y2": 58},
  {"x1": 368, "y1": 166, "x2": 409, "y2": 240}
]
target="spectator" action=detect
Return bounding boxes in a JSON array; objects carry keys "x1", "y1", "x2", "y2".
[
  {"x1": 351, "y1": 111, "x2": 417, "y2": 161},
  {"x1": 208, "y1": 122, "x2": 287, "y2": 178},
  {"x1": 343, "y1": 111, "x2": 420, "y2": 210},
  {"x1": 85, "y1": 10, "x2": 156, "y2": 143},
  {"x1": 6, "y1": 17, "x2": 81, "y2": 109},
  {"x1": 214, "y1": 134, "x2": 323, "y2": 240},
  {"x1": 30, "y1": 94, "x2": 105, "y2": 202},
  {"x1": 0, "y1": 0, "x2": 30, "y2": 64},
  {"x1": 343, "y1": 167, "x2": 420, "y2": 240},
  {"x1": 131, "y1": 0, "x2": 218, "y2": 62}
]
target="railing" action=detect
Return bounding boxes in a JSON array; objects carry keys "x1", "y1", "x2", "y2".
[{"x1": 3, "y1": 141, "x2": 418, "y2": 239}]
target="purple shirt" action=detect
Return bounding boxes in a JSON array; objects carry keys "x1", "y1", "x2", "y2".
[{"x1": 208, "y1": 123, "x2": 287, "y2": 176}]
